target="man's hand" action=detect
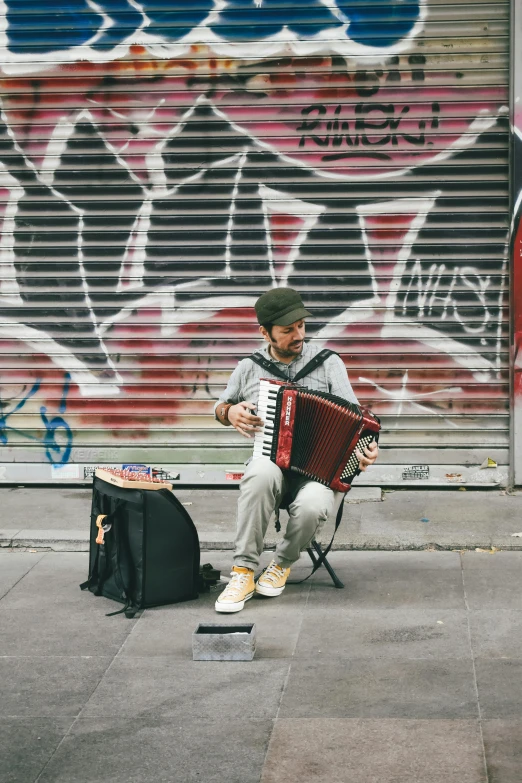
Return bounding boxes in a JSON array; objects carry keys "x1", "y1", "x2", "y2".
[
  {"x1": 228, "y1": 402, "x2": 264, "y2": 439},
  {"x1": 355, "y1": 440, "x2": 379, "y2": 472}
]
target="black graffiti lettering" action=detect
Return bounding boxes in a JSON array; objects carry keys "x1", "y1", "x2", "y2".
[
  {"x1": 402, "y1": 120, "x2": 426, "y2": 145},
  {"x1": 297, "y1": 104, "x2": 327, "y2": 147},
  {"x1": 355, "y1": 61, "x2": 423, "y2": 97},
  {"x1": 343, "y1": 123, "x2": 359, "y2": 147},
  {"x1": 298, "y1": 102, "x2": 433, "y2": 151},
  {"x1": 296, "y1": 104, "x2": 326, "y2": 132},
  {"x1": 389, "y1": 106, "x2": 410, "y2": 130},
  {"x1": 355, "y1": 69, "x2": 384, "y2": 97},
  {"x1": 454, "y1": 268, "x2": 491, "y2": 334},
  {"x1": 330, "y1": 106, "x2": 344, "y2": 146},
  {"x1": 401, "y1": 261, "x2": 493, "y2": 337},
  {"x1": 408, "y1": 54, "x2": 426, "y2": 82},
  {"x1": 355, "y1": 103, "x2": 394, "y2": 146},
  {"x1": 297, "y1": 60, "x2": 432, "y2": 149},
  {"x1": 389, "y1": 106, "x2": 410, "y2": 145},
  {"x1": 431, "y1": 102, "x2": 440, "y2": 130},
  {"x1": 386, "y1": 69, "x2": 401, "y2": 83},
  {"x1": 385, "y1": 55, "x2": 401, "y2": 84}
]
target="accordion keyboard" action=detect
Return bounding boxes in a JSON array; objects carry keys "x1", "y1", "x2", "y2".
[
  {"x1": 253, "y1": 379, "x2": 280, "y2": 459},
  {"x1": 340, "y1": 433, "x2": 376, "y2": 482}
]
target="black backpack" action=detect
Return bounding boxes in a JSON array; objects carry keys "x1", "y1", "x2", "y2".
[{"x1": 80, "y1": 476, "x2": 200, "y2": 617}]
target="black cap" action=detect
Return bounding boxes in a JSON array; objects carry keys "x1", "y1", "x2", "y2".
[{"x1": 255, "y1": 287, "x2": 312, "y2": 326}]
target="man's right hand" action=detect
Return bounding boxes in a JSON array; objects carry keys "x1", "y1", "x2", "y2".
[{"x1": 228, "y1": 402, "x2": 264, "y2": 439}]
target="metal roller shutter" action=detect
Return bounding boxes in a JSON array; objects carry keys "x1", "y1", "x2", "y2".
[{"x1": 0, "y1": 0, "x2": 510, "y2": 485}]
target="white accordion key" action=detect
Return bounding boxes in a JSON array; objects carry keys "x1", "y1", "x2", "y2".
[{"x1": 253, "y1": 380, "x2": 279, "y2": 460}]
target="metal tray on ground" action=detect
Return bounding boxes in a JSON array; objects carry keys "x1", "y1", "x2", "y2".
[{"x1": 192, "y1": 623, "x2": 256, "y2": 661}]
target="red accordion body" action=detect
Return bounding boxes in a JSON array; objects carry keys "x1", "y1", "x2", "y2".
[{"x1": 253, "y1": 379, "x2": 381, "y2": 492}]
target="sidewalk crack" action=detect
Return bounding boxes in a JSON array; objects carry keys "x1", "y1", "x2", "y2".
[
  {"x1": 0, "y1": 551, "x2": 45, "y2": 602},
  {"x1": 32, "y1": 607, "x2": 137, "y2": 782},
  {"x1": 460, "y1": 551, "x2": 490, "y2": 783},
  {"x1": 259, "y1": 581, "x2": 311, "y2": 782}
]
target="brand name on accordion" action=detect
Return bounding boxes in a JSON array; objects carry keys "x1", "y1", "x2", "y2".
[{"x1": 285, "y1": 397, "x2": 293, "y2": 425}]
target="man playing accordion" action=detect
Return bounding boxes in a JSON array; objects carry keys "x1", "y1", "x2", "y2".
[{"x1": 214, "y1": 287, "x2": 379, "y2": 613}]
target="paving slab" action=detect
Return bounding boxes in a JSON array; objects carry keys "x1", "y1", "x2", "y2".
[
  {"x1": 121, "y1": 586, "x2": 308, "y2": 660},
  {"x1": 359, "y1": 490, "x2": 427, "y2": 529},
  {"x1": 482, "y1": 720, "x2": 522, "y2": 783},
  {"x1": 0, "y1": 553, "x2": 138, "y2": 657},
  {"x1": 166, "y1": 488, "x2": 381, "y2": 533},
  {"x1": 0, "y1": 486, "x2": 381, "y2": 527},
  {"x1": 2, "y1": 486, "x2": 522, "y2": 552},
  {"x1": 461, "y1": 552, "x2": 522, "y2": 610},
  {"x1": 0, "y1": 488, "x2": 93, "y2": 529},
  {"x1": 0, "y1": 718, "x2": 74, "y2": 783},
  {"x1": 0, "y1": 656, "x2": 113, "y2": 718},
  {"x1": 278, "y1": 658, "x2": 478, "y2": 719},
  {"x1": 81, "y1": 657, "x2": 290, "y2": 720},
  {"x1": 261, "y1": 719, "x2": 486, "y2": 783},
  {"x1": 1, "y1": 550, "x2": 521, "y2": 782},
  {"x1": 423, "y1": 490, "x2": 522, "y2": 528},
  {"x1": 474, "y1": 660, "x2": 522, "y2": 719},
  {"x1": 356, "y1": 524, "x2": 495, "y2": 551},
  {"x1": 295, "y1": 607, "x2": 471, "y2": 660},
  {"x1": 306, "y1": 551, "x2": 466, "y2": 610},
  {"x1": 37, "y1": 717, "x2": 273, "y2": 783},
  {"x1": 0, "y1": 530, "x2": 21, "y2": 548},
  {"x1": 468, "y1": 611, "x2": 522, "y2": 659},
  {"x1": 351, "y1": 489, "x2": 522, "y2": 551},
  {"x1": 10, "y1": 529, "x2": 89, "y2": 552},
  {"x1": 357, "y1": 489, "x2": 514, "y2": 550},
  {"x1": 0, "y1": 551, "x2": 43, "y2": 599}
]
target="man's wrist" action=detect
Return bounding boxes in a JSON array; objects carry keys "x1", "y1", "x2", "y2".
[{"x1": 216, "y1": 402, "x2": 233, "y2": 426}]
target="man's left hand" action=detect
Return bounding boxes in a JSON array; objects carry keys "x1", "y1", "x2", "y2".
[{"x1": 355, "y1": 440, "x2": 379, "y2": 472}]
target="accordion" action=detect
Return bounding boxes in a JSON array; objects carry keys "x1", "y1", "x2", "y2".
[{"x1": 252, "y1": 378, "x2": 380, "y2": 492}]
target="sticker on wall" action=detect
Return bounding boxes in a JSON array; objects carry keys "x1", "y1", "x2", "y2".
[
  {"x1": 445, "y1": 473, "x2": 465, "y2": 483},
  {"x1": 402, "y1": 465, "x2": 430, "y2": 480},
  {"x1": 51, "y1": 464, "x2": 80, "y2": 480},
  {"x1": 83, "y1": 465, "x2": 179, "y2": 481},
  {"x1": 122, "y1": 464, "x2": 151, "y2": 475},
  {"x1": 152, "y1": 468, "x2": 180, "y2": 481},
  {"x1": 226, "y1": 471, "x2": 245, "y2": 481},
  {"x1": 83, "y1": 466, "x2": 114, "y2": 480}
]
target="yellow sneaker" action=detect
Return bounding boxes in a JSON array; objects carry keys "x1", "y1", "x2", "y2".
[
  {"x1": 255, "y1": 560, "x2": 291, "y2": 597},
  {"x1": 215, "y1": 566, "x2": 255, "y2": 613}
]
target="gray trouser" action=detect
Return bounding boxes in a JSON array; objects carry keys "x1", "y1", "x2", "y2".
[{"x1": 234, "y1": 457, "x2": 342, "y2": 570}]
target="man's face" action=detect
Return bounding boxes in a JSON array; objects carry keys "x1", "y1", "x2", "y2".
[{"x1": 260, "y1": 319, "x2": 306, "y2": 359}]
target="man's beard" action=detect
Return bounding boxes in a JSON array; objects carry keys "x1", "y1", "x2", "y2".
[{"x1": 270, "y1": 341, "x2": 303, "y2": 360}]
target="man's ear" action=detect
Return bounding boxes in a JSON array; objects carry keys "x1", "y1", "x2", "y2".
[{"x1": 259, "y1": 325, "x2": 270, "y2": 342}]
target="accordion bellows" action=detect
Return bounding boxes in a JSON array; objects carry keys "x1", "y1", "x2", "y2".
[{"x1": 253, "y1": 379, "x2": 381, "y2": 492}]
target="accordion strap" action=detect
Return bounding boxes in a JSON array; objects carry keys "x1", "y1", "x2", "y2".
[
  {"x1": 287, "y1": 496, "x2": 346, "y2": 586},
  {"x1": 248, "y1": 348, "x2": 337, "y2": 383}
]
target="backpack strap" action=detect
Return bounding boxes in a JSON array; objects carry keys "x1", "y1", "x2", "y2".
[
  {"x1": 80, "y1": 500, "x2": 123, "y2": 594},
  {"x1": 248, "y1": 348, "x2": 337, "y2": 384},
  {"x1": 104, "y1": 516, "x2": 137, "y2": 618}
]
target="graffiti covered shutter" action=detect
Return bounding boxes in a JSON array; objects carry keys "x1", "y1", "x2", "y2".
[{"x1": 0, "y1": 0, "x2": 510, "y2": 484}]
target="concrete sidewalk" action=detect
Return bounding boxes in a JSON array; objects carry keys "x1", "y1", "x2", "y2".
[
  {"x1": 1, "y1": 485, "x2": 522, "y2": 552},
  {"x1": 1, "y1": 548, "x2": 521, "y2": 782}
]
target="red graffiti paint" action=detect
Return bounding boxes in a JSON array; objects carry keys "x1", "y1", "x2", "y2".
[
  {"x1": 0, "y1": 38, "x2": 510, "y2": 462},
  {"x1": 0, "y1": 55, "x2": 507, "y2": 182},
  {"x1": 513, "y1": 219, "x2": 522, "y2": 402}
]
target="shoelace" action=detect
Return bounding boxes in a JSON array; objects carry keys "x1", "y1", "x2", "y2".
[
  {"x1": 261, "y1": 562, "x2": 285, "y2": 585},
  {"x1": 224, "y1": 571, "x2": 251, "y2": 598}
]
